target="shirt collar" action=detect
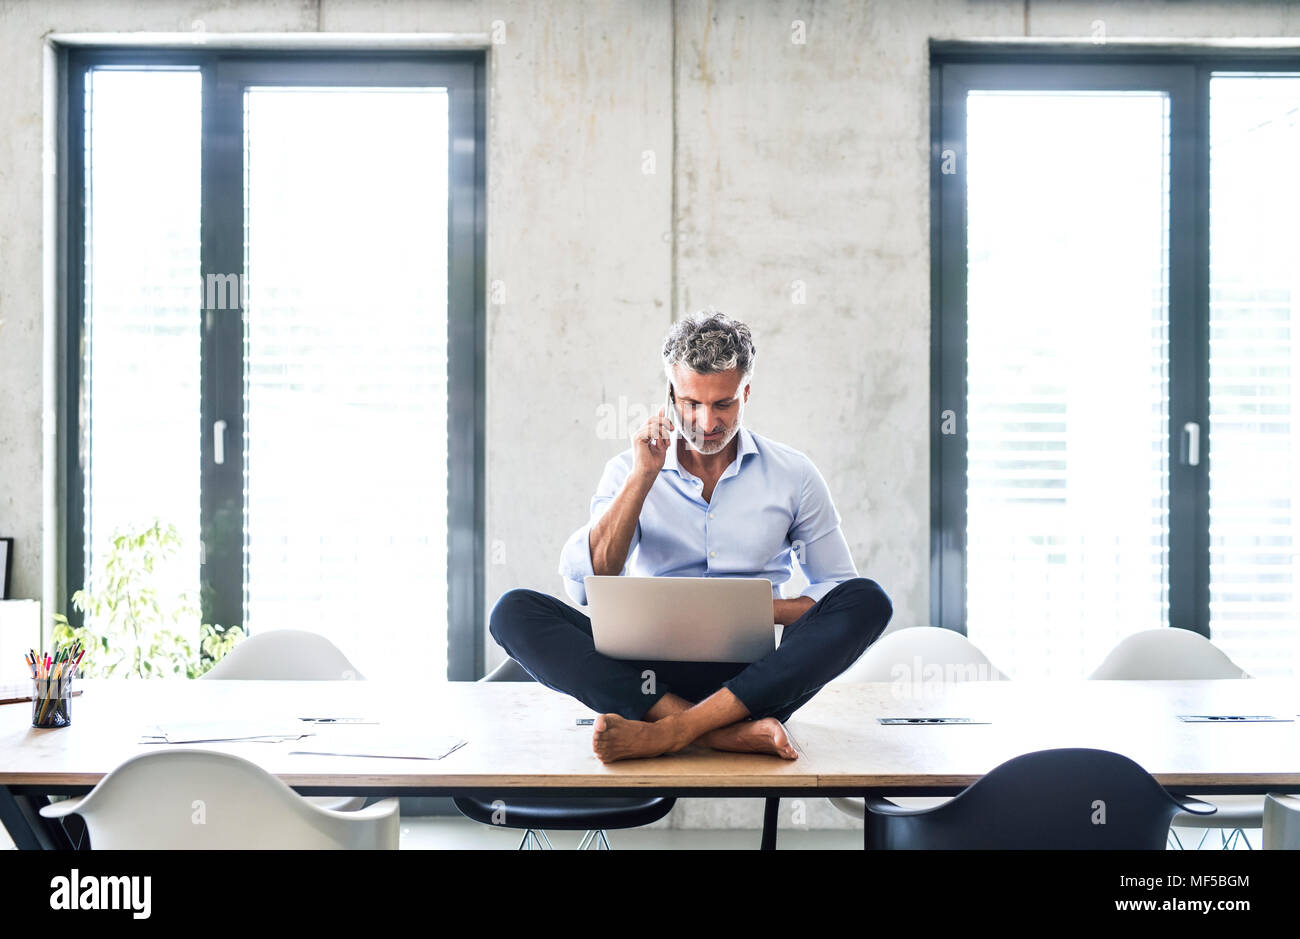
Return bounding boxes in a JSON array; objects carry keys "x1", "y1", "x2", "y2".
[{"x1": 664, "y1": 427, "x2": 758, "y2": 481}]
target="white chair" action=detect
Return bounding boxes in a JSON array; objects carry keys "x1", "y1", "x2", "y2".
[
  {"x1": 833, "y1": 626, "x2": 1010, "y2": 684},
  {"x1": 1263, "y1": 793, "x2": 1300, "y2": 849},
  {"x1": 202, "y1": 629, "x2": 365, "y2": 681},
  {"x1": 1089, "y1": 628, "x2": 1257, "y2": 849},
  {"x1": 829, "y1": 626, "x2": 1007, "y2": 820},
  {"x1": 1090, "y1": 628, "x2": 1249, "y2": 681},
  {"x1": 203, "y1": 629, "x2": 367, "y2": 812},
  {"x1": 39, "y1": 749, "x2": 398, "y2": 849}
]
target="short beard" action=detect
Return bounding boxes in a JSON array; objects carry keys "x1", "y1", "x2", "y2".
[{"x1": 684, "y1": 420, "x2": 741, "y2": 455}]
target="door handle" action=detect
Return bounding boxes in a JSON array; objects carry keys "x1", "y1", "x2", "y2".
[
  {"x1": 214, "y1": 419, "x2": 227, "y2": 466},
  {"x1": 1183, "y1": 421, "x2": 1200, "y2": 467}
]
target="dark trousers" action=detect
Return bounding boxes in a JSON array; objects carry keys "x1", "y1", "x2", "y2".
[{"x1": 488, "y1": 578, "x2": 893, "y2": 723}]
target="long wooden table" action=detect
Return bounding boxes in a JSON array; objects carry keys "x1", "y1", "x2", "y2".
[{"x1": 3, "y1": 677, "x2": 1299, "y2": 849}]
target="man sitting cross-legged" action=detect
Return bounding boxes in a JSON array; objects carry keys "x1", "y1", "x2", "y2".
[{"x1": 490, "y1": 310, "x2": 893, "y2": 763}]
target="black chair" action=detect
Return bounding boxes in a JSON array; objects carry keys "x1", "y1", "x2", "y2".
[
  {"x1": 864, "y1": 748, "x2": 1216, "y2": 849},
  {"x1": 452, "y1": 657, "x2": 676, "y2": 849}
]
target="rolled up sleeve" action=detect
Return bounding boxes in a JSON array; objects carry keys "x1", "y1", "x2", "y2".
[
  {"x1": 558, "y1": 454, "x2": 641, "y2": 605},
  {"x1": 788, "y1": 458, "x2": 859, "y2": 603}
]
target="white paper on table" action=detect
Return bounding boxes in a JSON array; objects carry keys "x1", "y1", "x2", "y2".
[
  {"x1": 289, "y1": 730, "x2": 467, "y2": 760},
  {"x1": 140, "y1": 719, "x2": 317, "y2": 744}
]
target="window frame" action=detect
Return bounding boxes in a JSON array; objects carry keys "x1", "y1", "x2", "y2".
[
  {"x1": 931, "y1": 43, "x2": 1300, "y2": 640},
  {"x1": 58, "y1": 47, "x2": 487, "y2": 680}
]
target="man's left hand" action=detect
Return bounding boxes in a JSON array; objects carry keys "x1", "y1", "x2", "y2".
[{"x1": 773, "y1": 596, "x2": 815, "y2": 627}]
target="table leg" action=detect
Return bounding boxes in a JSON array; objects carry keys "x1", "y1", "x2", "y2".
[
  {"x1": 0, "y1": 786, "x2": 78, "y2": 850},
  {"x1": 761, "y1": 797, "x2": 779, "y2": 850}
]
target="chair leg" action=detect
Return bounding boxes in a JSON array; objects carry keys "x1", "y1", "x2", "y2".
[
  {"x1": 1223, "y1": 828, "x2": 1250, "y2": 850},
  {"x1": 1167, "y1": 828, "x2": 1184, "y2": 850},
  {"x1": 517, "y1": 829, "x2": 555, "y2": 850},
  {"x1": 522, "y1": 828, "x2": 610, "y2": 850}
]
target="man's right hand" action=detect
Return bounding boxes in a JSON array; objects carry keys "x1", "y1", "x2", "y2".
[
  {"x1": 631, "y1": 405, "x2": 675, "y2": 479},
  {"x1": 590, "y1": 411, "x2": 668, "y2": 576}
]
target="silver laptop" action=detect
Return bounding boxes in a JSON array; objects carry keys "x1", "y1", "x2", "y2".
[{"x1": 584, "y1": 575, "x2": 776, "y2": 663}]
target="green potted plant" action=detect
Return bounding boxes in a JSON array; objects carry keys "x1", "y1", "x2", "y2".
[{"x1": 52, "y1": 520, "x2": 243, "y2": 678}]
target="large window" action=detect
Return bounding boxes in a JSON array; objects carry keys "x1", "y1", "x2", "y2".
[
  {"x1": 933, "y1": 52, "x2": 1298, "y2": 680},
  {"x1": 64, "y1": 51, "x2": 485, "y2": 680},
  {"x1": 1207, "y1": 74, "x2": 1300, "y2": 679}
]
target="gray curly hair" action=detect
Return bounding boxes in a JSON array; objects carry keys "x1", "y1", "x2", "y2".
[{"x1": 662, "y1": 310, "x2": 756, "y2": 383}]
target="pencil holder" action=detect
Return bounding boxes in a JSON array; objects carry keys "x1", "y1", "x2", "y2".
[{"x1": 32, "y1": 677, "x2": 72, "y2": 729}]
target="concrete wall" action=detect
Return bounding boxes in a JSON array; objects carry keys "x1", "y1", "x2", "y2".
[{"x1": 0, "y1": 0, "x2": 1296, "y2": 831}]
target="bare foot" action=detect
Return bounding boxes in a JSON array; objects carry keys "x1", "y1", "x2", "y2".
[
  {"x1": 700, "y1": 718, "x2": 798, "y2": 759},
  {"x1": 591, "y1": 713, "x2": 685, "y2": 763}
]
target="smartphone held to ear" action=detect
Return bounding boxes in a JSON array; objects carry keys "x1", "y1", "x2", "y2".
[
  {"x1": 648, "y1": 380, "x2": 678, "y2": 450},
  {"x1": 663, "y1": 379, "x2": 679, "y2": 445}
]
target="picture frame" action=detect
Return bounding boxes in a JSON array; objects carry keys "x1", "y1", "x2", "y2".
[{"x1": 0, "y1": 537, "x2": 11, "y2": 599}]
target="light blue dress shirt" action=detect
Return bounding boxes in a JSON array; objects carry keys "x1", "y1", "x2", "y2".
[{"x1": 557, "y1": 426, "x2": 859, "y2": 606}]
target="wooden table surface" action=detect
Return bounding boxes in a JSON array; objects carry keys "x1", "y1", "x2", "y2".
[
  {"x1": 3, "y1": 677, "x2": 1299, "y2": 792},
  {"x1": 800, "y1": 677, "x2": 1300, "y2": 789}
]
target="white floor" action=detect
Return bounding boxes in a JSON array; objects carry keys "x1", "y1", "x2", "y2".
[
  {"x1": 399, "y1": 815, "x2": 861, "y2": 849},
  {"x1": 0, "y1": 815, "x2": 1260, "y2": 850},
  {"x1": 394, "y1": 816, "x2": 1264, "y2": 850}
]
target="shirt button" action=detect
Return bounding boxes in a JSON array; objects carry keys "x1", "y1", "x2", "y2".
[
  {"x1": 708, "y1": 512, "x2": 715, "y2": 519},
  {"x1": 709, "y1": 551, "x2": 716, "y2": 558}
]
